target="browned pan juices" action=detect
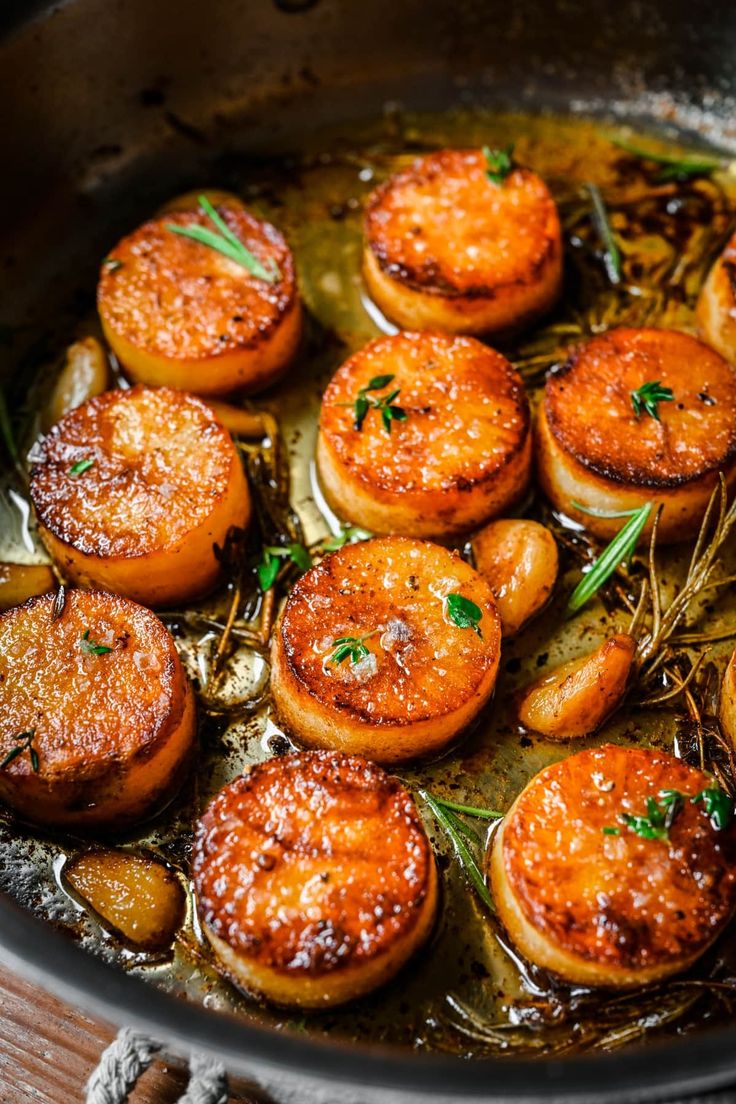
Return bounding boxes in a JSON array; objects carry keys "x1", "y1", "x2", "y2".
[{"x1": 2, "y1": 109, "x2": 736, "y2": 1056}]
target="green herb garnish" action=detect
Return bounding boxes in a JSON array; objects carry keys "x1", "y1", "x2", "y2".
[
  {"x1": 421, "y1": 790, "x2": 495, "y2": 912},
  {"x1": 69, "y1": 457, "x2": 95, "y2": 476},
  {"x1": 587, "y1": 181, "x2": 622, "y2": 286},
  {"x1": 602, "y1": 826, "x2": 621, "y2": 836},
  {"x1": 166, "y1": 194, "x2": 280, "y2": 284},
  {"x1": 1, "y1": 730, "x2": 39, "y2": 773},
  {"x1": 619, "y1": 789, "x2": 684, "y2": 842},
  {"x1": 613, "y1": 138, "x2": 723, "y2": 181},
  {"x1": 630, "y1": 380, "x2": 674, "y2": 421},
  {"x1": 102, "y1": 257, "x2": 123, "y2": 273},
  {"x1": 445, "y1": 593, "x2": 483, "y2": 638},
  {"x1": 327, "y1": 630, "x2": 379, "y2": 667},
  {"x1": 423, "y1": 792, "x2": 504, "y2": 821},
  {"x1": 565, "y1": 502, "x2": 652, "y2": 616},
  {"x1": 257, "y1": 543, "x2": 312, "y2": 591},
  {"x1": 348, "y1": 375, "x2": 407, "y2": 434},
  {"x1": 692, "y1": 787, "x2": 734, "y2": 831},
  {"x1": 483, "y1": 144, "x2": 515, "y2": 186},
  {"x1": 322, "y1": 525, "x2": 372, "y2": 552},
  {"x1": 79, "y1": 629, "x2": 112, "y2": 656}
]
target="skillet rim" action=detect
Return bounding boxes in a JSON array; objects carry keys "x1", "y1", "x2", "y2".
[{"x1": 2, "y1": 891, "x2": 736, "y2": 1102}]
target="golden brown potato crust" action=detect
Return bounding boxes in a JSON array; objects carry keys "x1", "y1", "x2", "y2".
[
  {"x1": 544, "y1": 327, "x2": 736, "y2": 488},
  {"x1": 494, "y1": 745, "x2": 736, "y2": 977},
  {"x1": 98, "y1": 206, "x2": 297, "y2": 362},
  {"x1": 272, "y1": 536, "x2": 500, "y2": 761},
  {"x1": 193, "y1": 751, "x2": 435, "y2": 986},
  {"x1": 0, "y1": 589, "x2": 195, "y2": 828},
  {"x1": 318, "y1": 332, "x2": 531, "y2": 538},
  {"x1": 364, "y1": 149, "x2": 560, "y2": 299},
  {"x1": 30, "y1": 385, "x2": 250, "y2": 605}
]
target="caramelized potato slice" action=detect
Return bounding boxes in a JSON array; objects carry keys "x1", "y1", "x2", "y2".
[
  {"x1": 194, "y1": 751, "x2": 437, "y2": 1008},
  {"x1": 471, "y1": 518, "x2": 558, "y2": 636},
  {"x1": 317, "y1": 332, "x2": 531, "y2": 540},
  {"x1": 490, "y1": 744, "x2": 736, "y2": 986},
  {"x1": 98, "y1": 204, "x2": 301, "y2": 395},
  {"x1": 0, "y1": 588, "x2": 195, "y2": 829},
  {"x1": 696, "y1": 230, "x2": 736, "y2": 364},
  {"x1": 30, "y1": 385, "x2": 250, "y2": 608},
  {"x1": 363, "y1": 149, "x2": 562, "y2": 335},
  {"x1": 43, "y1": 337, "x2": 109, "y2": 432},
  {"x1": 64, "y1": 849, "x2": 185, "y2": 950},
  {"x1": 0, "y1": 563, "x2": 55, "y2": 611},
  {"x1": 517, "y1": 634, "x2": 635, "y2": 739},
  {"x1": 271, "y1": 536, "x2": 501, "y2": 763},
  {"x1": 539, "y1": 327, "x2": 736, "y2": 543}
]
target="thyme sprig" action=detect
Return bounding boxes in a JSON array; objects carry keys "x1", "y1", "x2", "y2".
[
  {"x1": 421, "y1": 790, "x2": 495, "y2": 912},
  {"x1": 630, "y1": 380, "x2": 674, "y2": 421},
  {"x1": 483, "y1": 144, "x2": 515, "y2": 185},
  {"x1": 565, "y1": 503, "x2": 651, "y2": 616},
  {"x1": 166, "y1": 195, "x2": 280, "y2": 283},
  {"x1": 1, "y1": 729, "x2": 39, "y2": 773},
  {"x1": 347, "y1": 375, "x2": 407, "y2": 434},
  {"x1": 328, "y1": 630, "x2": 379, "y2": 667},
  {"x1": 257, "y1": 543, "x2": 311, "y2": 591},
  {"x1": 587, "y1": 182, "x2": 622, "y2": 285}
]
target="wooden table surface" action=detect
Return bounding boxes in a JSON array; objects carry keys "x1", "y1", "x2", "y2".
[{"x1": 0, "y1": 966, "x2": 259, "y2": 1103}]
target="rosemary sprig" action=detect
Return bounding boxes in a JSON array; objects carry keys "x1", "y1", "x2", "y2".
[
  {"x1": 587, "y1": 182, "x2": 622, "y2": 285},
  {"x1": 566, "y1": 503, "x2": 652, "y2": 616},
  {"x1": 613, "y1": 138, "x2": 723, "y2": 181},
  {"x1": 425, "y1": 793, "x2": 505, "y2": 820},
  {"x1": 483, "y1": 144, "x2": 515, "y2": 185},
  {"x1": 630, "y1": 380, "x2": 674, "y2": 421},
  {"x1": 421, "y1": 790, "x2": 494, "y2": 912},
  {"x1": 257, "y1": 543, "x2": 311, "y2": 591},
  {"x1": 619, "y1": 789, "x2": 684, "y2": 842},
  {"x1": 445, "y1": 593, "x2": 483, "y2": 638},
  {"x1": 322, "y1": 525, "x2": 372, "y2": 552},
  {"x1": 79, "y1": 630, "x2": 112, "y2": 656},
  {"x1": 1, "y1": 729, "x2": 39, "y2": 773},
  {"x1": 328, "y1": 630, "x2": 378, "y2": 667},
  {"x1": 636, "y1": 477, "x2": 736, "y2": 670},
  {"x1": 166, "y1": 195, "x2": 280, "y2": 283},
  {"x1": 347, "y1": 375, "x2": 407, "y2": 434}
]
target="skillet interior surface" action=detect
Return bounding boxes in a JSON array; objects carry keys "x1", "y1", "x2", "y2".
[{"x1": 3, "y1": 1, "x2": 736, "y2": 1100}]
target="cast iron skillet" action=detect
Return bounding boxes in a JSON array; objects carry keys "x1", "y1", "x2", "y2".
[{"x1": 2, "y1": 1, "x2": 736, "y2": 1100}]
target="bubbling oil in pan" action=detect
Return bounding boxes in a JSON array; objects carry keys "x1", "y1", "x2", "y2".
[{"x1": 3, "y1": 109, "x2": 736, "y2": 1056}]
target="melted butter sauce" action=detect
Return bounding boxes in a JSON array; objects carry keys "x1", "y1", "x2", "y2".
[{"x1": 3, "y1": 109, "x2": 736, "y2": 1055}]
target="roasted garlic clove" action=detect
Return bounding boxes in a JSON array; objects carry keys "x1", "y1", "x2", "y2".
[
  {"x1": 43, "y1": 336, "x2": 109, "y2": 432},
  {"x1": 471, "y1": 518, "x2": 558, "y2": 636},
  {"x1": 517, "y1": 633, "x2": 636, "y2": 739},
  {"x1": 0, "y1": 562, "x2": 55, "y2": 611}
]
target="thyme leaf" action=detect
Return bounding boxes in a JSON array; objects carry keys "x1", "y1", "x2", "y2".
[
  {"x1": 421, "y1": 790, "x2": 495, "y2": 912},
  {"x1": 79, "y1": 629, "x2": 112, "y2": 656},
  {"x1": 587, "y1": 182, "x2": 622, "y2": 286},
  {"x1": 483, "y1": 144, "x2": 515, "y2": 185},
  {"x1": 257, "y1": 543, "x2": 312, "y2": 591},
  {"x1": 565, "y1": 503, "x2": 652, "y2": 616},
  {"x1": 322, "y1": 525, "x2": 372, "y2": 552},
  {"x1": 166, "y1": 194, "x2": 280, "y2": 284},
  {"x1": 692, "y1": 787, "x2": 734, "y2": 831},
  {"x1": 1, "y1": 729, "x2": 38, "y2": 773},
  {"x1": 445, "y1": 593, "x2": 483, "y2": 638},
  {"x1": 631, "y1": 380, "x2": 674, "y2": 421},
  {"x1": 69, "y1": 457, "x2": 95, "y2": 476},
  {"x1": 619, "y1": 789, "x2": 684, "y2": 841}
]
